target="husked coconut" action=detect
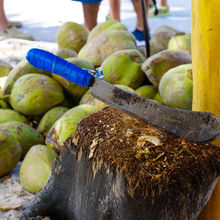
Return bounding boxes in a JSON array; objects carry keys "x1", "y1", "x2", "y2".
[
  {"x1": 10, "y1": 74, "x2": 64, "y2": 115},
  {"x1": 20, "y1": 145, "x2": 57, "y2": 193},
  {"x1": 142, "y1": 50, "x2": 191, "y2": 86},
  {"x1": 56, "y1": 22, "x2": 89, "y2": 53},
  {"x1": 159, "y1": 64, "x2": 193, "y2": 110}
]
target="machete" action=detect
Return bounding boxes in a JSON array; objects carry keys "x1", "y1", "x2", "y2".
[{"x1": 26, "y1": 48, "x2": 220, "y2": 143}]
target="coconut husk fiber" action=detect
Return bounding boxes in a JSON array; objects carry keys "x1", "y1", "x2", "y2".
[{"x1": 20, "y1": 107, "x2": 220, "y2": 220}]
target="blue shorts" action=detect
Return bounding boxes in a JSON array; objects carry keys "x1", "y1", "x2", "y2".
[{"x1": 73, "y1": 0, "x2": 102, "y2": 3}]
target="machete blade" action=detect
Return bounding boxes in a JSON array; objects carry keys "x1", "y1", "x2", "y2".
[{"x1": 90, "y1": 78, "x2": 220, "y2": 143}]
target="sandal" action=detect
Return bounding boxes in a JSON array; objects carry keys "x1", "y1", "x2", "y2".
[
  {"x1": 0, "y1": 26, "x2": 34, "y2": 41},
  {"x1": 8, "y1": 20, "x2": 23, "y2": 28},
  {"x1": 149, "y1": 6, "x2": 170, "y2": 17}
]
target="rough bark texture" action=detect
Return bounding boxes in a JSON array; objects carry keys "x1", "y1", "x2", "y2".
[{"x1": 20, "y1": 107, "x2": 220, "y2": 220}]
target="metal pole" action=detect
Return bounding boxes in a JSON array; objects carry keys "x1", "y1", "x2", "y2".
[
  {"x1": 192, "y1": 0, "x2": 220, "y2": 219},
  {"x1": 140, "y1": 0, "x2": 150, "y2": 57}
]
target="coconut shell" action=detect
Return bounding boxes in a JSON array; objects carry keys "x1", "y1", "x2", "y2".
[
  {"x1": 10, "y1": 74, "x2": 64, "y2": 115},
  {"x1": 168, "y1": 33, "x2": 191, "y2": 54},
  {"x1": 88, "y1": 19, "x2": 127, "y2": 41},
  {"x1": 19, "y1": 145, "x2": 57, "y2": 193},
  {"x1": 0, "y1": 121, "x2": 44, "y2": 159},
  {"x1": 0, "y1": 76, "x2": 7, "y2": 91},
  {"x1": 150, "y1": 25, "x2": 179, "y2": 55},
  {"x1": 56, "y1": 22, "x2": 89, "y2": 53},
  {"x1": 153, "y1": 92, "x2": 163, "y2": 104},
  {"x1": 46, "y1": 104, "x2": 99, "y2": 153},
  {"x1": 101, "y1": 49, "x2": 146, "y2": 89},
  {"x1": 0, "y1": 99, "x2": 9, "y2": 109},
  {"x1": 159, "y1": 64, "x2": 193, "y2": 110},
  {"x1": 37, "y1": 106, "x2": 69, "y2": 137},
  {"x1": 142, "y1": 50, "x2": 191, "y2": 87},
  {"x1": 0, "y1": 59, "x2": 12, "y2": 77},
  {"x1": 0, "y1": 130, "x2": 21, "y2": 177},
  {"x1": 54, "y1": 48, "x2": 77, "y2": 59},
  {"x1": 78, "y1": 30, "x2": 137, "y2": 67},
  {"x1": 2, "y1": 58, "x2": 50, "y2": 95},
  {"x1": 135, "y1": 85, "x2": 157, "y2": 99},
  {"x1": 79, "y1": 89, "x2": 107, "y2": 110},
  {"x1": 0, "y1": 109, "x2": 27, "y2": 124}
]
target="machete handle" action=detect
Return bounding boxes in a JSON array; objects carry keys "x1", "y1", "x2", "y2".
[{"x1": 26, "y1": 48, "x2": 93, "y2": 87}]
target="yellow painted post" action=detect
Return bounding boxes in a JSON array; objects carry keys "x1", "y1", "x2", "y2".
[{"x1": 192, "y1": 0, "x2": 220, "y2": 219}]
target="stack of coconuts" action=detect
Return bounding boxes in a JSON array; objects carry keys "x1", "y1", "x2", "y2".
[{"x1": 0, "y1": 19, "x2": 192, "y2": 194}]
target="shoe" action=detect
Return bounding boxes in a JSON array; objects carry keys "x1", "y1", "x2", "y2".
[
  {"x1": 8, "y1": 20, "x2": 23, "y2": 28},
  {"x1": 132, "y1": 28, "x2": 150, "y2": 41},
  {"x1": 149, "y1": 2, "x2": 154, "y2": 8},
  {"x1": 0, "y1": 26, "x2": 34, "y2": 41},
  {"x1": 149, "y1": 6, "x2": 170, "y2": 17}
]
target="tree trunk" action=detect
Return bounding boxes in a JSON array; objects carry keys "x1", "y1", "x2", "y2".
[{"x1": 20, "y1": 107, "x2": 220, "y2": 220}]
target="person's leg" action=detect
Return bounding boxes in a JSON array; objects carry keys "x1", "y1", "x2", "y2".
[
  {"x1": 0, "y1": 0, "x2": 33, "y2": 40},
  {"x1": 109, "y1": 0, "x2": 120, "y2": 22},
  {"x1": 0, "y1": 0, "x2": 8, "y2": 31},
  {"x1": 82, "y1": 2, "x2": 100, "y2": 30},
  {"x1": 148, "y1": 0, "x2": 153, "y2": 8},
  {"x1": 160, "y1": 0, "x2": 168, "y2": 7},
  {"x1": 132, "y1": 0, "x2": 149, "y2": 31},
  {"x1": 132, "y1": 0, "x2": 149, "y2": 41}
]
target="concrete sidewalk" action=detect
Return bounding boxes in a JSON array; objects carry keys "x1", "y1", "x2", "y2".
[{"x1": 4, "y1": 0, "x2": 191, "y2": 43}]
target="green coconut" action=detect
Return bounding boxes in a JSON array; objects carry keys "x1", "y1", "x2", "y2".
[
  {"x1": 135, "y1": 85, "x2": 157, "y2": 99},
  {"x1": 10, "y1": 74, "x2": 64, "y2": 115},
  {"x1": 150, "y1": 25, "x2": 179, "y2": 55},
  {"x1": 168, "y1": 33, "x2": 191, "y2": 54},
  {"x1": 66, "y1": 57, "x2": 95, "y2": 70},
  {"x1": 54, "y1": 48, "x2": 77, "y2": 59},
  {"x1": 88, "y1": 19, "x2": 127, "y2": 41},
  {"x1": 141, "y1": 50, "x2": 191, "y2": 87},
  {"x1": 79, "y1": 89, "x2": 107, "y2": 110},
  {"x1": 37, "y1": 106, "x2": 69, "y2": 136},
  {"x1": 56, "y1": 22, "x2": 89, "y2": 53},
  {"x1": 153, "y1": 25, "x2": 179, "y2": 35},
  {"x1": 0, "y1": 109, "x2": 27, "y2": 124},
  {"x1": 19, "y1": 145, "x2": 57, "y2": 193},
  {"x1": 46, "y1": 104, "x2": 98, "y2": 153},
  {"x1": 52, "y1": 57, "x2": 94, "y2": 103},
  {"x1": 0, "y1": 99, "x2": 9, "y2": 109},
  {"x1": 0, "y1": 76, "x2": 10, "y2": 109},
  {"x1": 159, "y1": 64, "x2": 193, "y2": 110},
  {"x1": 0, "y1": 130, "x2": 21, "y2": 177},
  {"x1": 0, "y1": 60, "x2": 12, "y2": 77},
  {"x1": 101, "y1": 49, "x2": 146, "y2": 89},
  {"x1": 2, "y1": 58, "x2": 50, "y2": 95},
  {"x1": 0, "y1": 76, "x2": 7, "y2": 90},
  {"x1": 116, "y1": 84, "x2": 135, "y2": 93},
  {"x1": 0, "y1": 121, "x2": 44, "y2": 158},
  {"x1": 153, "y1": 92, "x2": 163, "y2": 104},
  {"x1": 137, "y1": 46, "x2": 147, "y2": 57},
  {"x1": 78, "y1": 30, "x2": 137, "y2": 67}
]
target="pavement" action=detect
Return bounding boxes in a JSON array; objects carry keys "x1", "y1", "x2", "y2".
[{"x1": 4, "y1": 0, "x2": 191, "y2": 43}]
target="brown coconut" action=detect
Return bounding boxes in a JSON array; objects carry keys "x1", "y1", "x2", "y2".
[{"x1": 150, "y1": 25, "x2": 179, "y2": 55}]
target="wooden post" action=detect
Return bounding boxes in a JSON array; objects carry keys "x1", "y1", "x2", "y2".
[{"x1": 192, "y1": 0, "x2": 220, "y2": 219}]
